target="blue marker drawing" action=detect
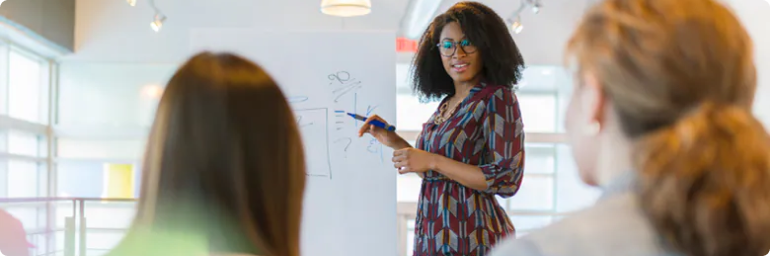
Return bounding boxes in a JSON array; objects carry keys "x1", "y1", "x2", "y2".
[
  {"x1": 365, "y1": 105, "x2": 379, "y2": 116},
  {"x1": 367, "y1": 138, "x2": 379, "y2": 153},
  {"x1": 365, "y1": 105, "x2": 384, "y2": 162},
  {"x1": 334, "y1": 110, "x2": 345, "y2": 114}
]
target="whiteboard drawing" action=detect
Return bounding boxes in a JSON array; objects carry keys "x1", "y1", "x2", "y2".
[
  {"x1": 294, "y1": 108, "x2": 332, "y2": 178},
  {"x1": 191, "y1": 30, "x2": 396, "y2": 256}
]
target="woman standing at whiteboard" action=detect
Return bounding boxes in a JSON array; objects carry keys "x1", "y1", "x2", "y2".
[{"x1": 359, "y1": 1, "x2": 526, "y2": 255}]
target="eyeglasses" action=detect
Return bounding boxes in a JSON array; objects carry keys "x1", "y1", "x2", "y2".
[{"x1": 436, "y1": 39, "x2": 478, "y2": 57}]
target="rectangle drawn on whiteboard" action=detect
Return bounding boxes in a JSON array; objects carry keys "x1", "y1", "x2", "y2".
[{"x1": 295, "y1": 108, "x2": 332, "y2": 179}]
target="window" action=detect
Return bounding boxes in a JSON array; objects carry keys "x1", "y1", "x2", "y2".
[
  {"x1": 0, "y1": 45, "x2": 52, "y2": 199},
  {"x1": 54, "y1": 63, "x2": 174, "y2": 201},
  {"x1": 8, "y1": 49, "x2": 49, "y2": 124},
  {"x1": 518, "y1": 94, "x2": 557, "y2": 133},
  {"x1": 7, "y1": 130, "x2": 47, "y2": 157},
  {"x1": 56, "y1": 161, "x2": 139, "y2": 198}
]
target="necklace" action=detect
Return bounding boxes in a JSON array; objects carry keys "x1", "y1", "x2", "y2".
[
  {"x1": 433, "y1": 85, "x2": 475, "y2": 125},
  {"x1": 434, "y1": 98, "x2": 462, "y2": 125}
]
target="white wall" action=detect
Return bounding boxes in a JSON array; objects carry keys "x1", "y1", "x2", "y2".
[{"x1": 724, "y1": 0, "x2": 770, "y2": 128}]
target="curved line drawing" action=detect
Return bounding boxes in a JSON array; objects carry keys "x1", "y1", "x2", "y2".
[
  {"x1": 328, "y1": 71, "x2": 351, "y2": 83},
  {"x1": 367, "y1": 138, "x2": 379, "y2": 153},
  {"x1": 296, "y1": 116, "x2": 314, "y2": 127},
  {"x1": 334, "y1": 138, "x2": 353, "y2": 152},
  {"x1": 334, "y1": 85, "x2": 363, "y2": 102},
  {"x1": 288, "y1": 96, "x2": 309, "y2": 103}
]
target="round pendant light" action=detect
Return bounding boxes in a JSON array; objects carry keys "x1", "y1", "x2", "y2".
[{"x1": 321, "y1": 0, "x2": 372, "y2": 17}]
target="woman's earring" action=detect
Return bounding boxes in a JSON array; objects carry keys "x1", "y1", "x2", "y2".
[{"x1": 584, "y1": 121, "x2": 601, "y2": 136}]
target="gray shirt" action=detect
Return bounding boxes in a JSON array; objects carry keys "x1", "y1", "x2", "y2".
[{"x1": 489, "y1": 173, "x2": 681, "y2": 256}]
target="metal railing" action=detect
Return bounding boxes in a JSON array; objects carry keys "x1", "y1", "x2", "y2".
[
  {"x1": 1, "y1": 198, "x2": 570, "y2": 256},
  {"x1": 0, "y1": 197, "x2": 137, "y2": 256}
]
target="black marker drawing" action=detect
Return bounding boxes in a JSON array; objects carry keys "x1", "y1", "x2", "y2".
[
  {"x1": 293, "y1": 108, "x2": 332, "y2": 179},
  {"x1": 328, "y1": 71, "x2": 364, "y2": 102},
  {"x1": 328, "y1": 71, "x2": 351, "y2": 83},
  {"x1": 296, "y1": 115, "x2": 314, "y2": 127},
  {"x1": 334, "y1": 137, "x2": 353, "y2": 158},
  {"x1": 331, "y1": 80, "x2": 362, "y2": 94},
  {"x1": 288, "y1": 96, "x2": 309, "y2": 103},
  {"x1": 334, "y1": 85, "x2": 363, "y2": 102},
  {"x1": 335, "y1": 138, "x2": 353, "y2": 151}
]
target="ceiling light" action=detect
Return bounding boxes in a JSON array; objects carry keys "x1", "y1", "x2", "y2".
[
  {"x1": 141, "y1": 84, "x2": 164, "y2": 99},
  {"x1": 532, "y1": 0, "x2": 542, "y2": 13},
  {"x1": 321, "y1": 0, "x2": 372, "y2": 17},
  {"x1": 127, "y1": 0, "x2": 137, "y2": 7},
  {"x1": 0, "y1": 0, "x2": 5, "y2": 6},
  {"x1": 151, "y1": 14, "x2": 166, "y2": 32},
  {"x1": 508, "y1": 0, "x2": 541, "y2": 34},
  {"x1": 148, "y1": 0, "x2": 167, "y2": 33},
  {"x1": 511, "y1": 16, "x2": 523, "y2": 34}
]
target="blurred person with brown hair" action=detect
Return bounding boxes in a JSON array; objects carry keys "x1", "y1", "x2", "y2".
[
  {"x1": 490, "y1": 0, "x2": 770, "y2": 255},
  {"x1": 107, "y1": 52, "x2": 306, "y2": 256}
]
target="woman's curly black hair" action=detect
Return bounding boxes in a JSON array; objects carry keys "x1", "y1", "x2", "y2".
[{"x1": 411, "y1": 1, "x2": 526, "y2": 101}]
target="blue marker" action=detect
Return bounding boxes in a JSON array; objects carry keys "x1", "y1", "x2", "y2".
[{"x1": 347, "y1": 113, "x2": 396, "y2": 131}]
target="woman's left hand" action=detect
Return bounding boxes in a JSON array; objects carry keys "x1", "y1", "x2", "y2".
[{"x1": 393, "y1": 148, "x2": 438, "y2": 174}]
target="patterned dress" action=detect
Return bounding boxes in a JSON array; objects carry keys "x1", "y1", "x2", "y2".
[{"x1": 413, "y1": 83, "x2": 525, "y2": 256}]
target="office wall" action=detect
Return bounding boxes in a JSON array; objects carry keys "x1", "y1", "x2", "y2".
[{"x1": 0, "y1": 0, "x2": 75, "y2": 51}]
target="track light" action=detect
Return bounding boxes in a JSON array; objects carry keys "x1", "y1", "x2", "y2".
[
  {"x1": 148, "y1": 0, "x2": 167, "y2": 32},
  {"x1": 511, "y1": 16, "x2": 523, "y2": 34},
  {"x1": 531, "y1": 0, "x2": 542, "y2": 13},
  {"x1": 151, "y1": 14, "x2": 166, "y2": 32},
  {"x1": 127, "y1": 0, "x2": 137, "y2": 7},
  {"x1": 508, "y1": 0, "x2": 541, "y2": 34}
]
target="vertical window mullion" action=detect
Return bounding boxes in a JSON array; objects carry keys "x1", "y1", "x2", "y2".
[{"x1": 0, "y1": 41, "x2": 9, "y2": 116}]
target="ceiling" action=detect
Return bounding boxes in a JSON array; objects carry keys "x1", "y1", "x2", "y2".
[{"x1": 69, "y1": 0, "x2": 592, "y2": 64}]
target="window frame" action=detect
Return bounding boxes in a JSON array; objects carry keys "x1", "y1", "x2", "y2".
[{"x1": 0, "y1": 39, "x2": 56, "y2": 198}]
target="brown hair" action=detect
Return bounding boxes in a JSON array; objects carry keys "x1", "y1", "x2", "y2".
[
  {"x1": 111, "y1": 52, "x2": 306, "y2": 256},
  {"x1": 567, "y1": 0, "x2": 770, "y2": 255}
]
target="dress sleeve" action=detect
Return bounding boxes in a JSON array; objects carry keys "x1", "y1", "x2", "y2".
[{"x1": 478, "y1": 87, "x2": 525, "y2": 198}]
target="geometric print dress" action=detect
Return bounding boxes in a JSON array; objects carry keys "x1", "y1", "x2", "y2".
[{"x1": 413, "y1": 83, "x2": 525, "y2": 256}]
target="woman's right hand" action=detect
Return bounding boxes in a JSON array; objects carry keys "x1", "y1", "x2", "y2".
[{"x1": 358, "y1": 114, "x2": 409, "y2": 150}]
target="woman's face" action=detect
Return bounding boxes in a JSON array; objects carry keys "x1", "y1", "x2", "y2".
[
  {"x1": 439, "y1": 22, "x2": 483, "y2": 84},
  {"x1": 565, "y1": 72, "x2": 602, "y2": 186}
]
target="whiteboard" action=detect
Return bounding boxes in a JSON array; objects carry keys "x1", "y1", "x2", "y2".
[{"x1": 190, "y1": 30, "x2": 397, "y2": 256}]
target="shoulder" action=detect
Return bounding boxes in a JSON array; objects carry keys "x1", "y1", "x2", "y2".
[
  {"x1": 477, "y1": 84, "x2": 514, "y2": 99},
  {"x1": 491, "y1": 192, "x2": 675, "y2": 256},
  {"x1": 473, "y1": 84, "x2": 517, "y2": 108}
]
